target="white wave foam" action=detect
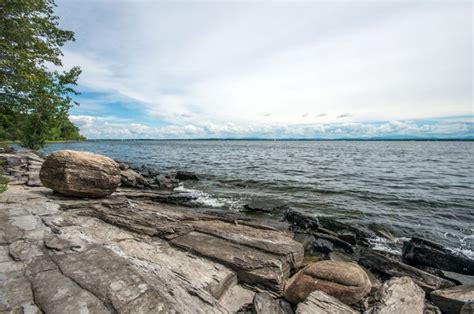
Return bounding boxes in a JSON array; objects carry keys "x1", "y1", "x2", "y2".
[
  {"x1": 173, "y1": 185, "x2": 242, "y2": 209},
  {"x1": 368, "y1": 236, "x2": 403, "y2": 255}
]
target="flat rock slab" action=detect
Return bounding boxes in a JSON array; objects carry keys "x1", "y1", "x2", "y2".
[
  {"x1": 50, "y1": 244, "x2": 173, "y2": 313},
  {"x1": 190, "y1": 219, "x2": 304, "y2": 267},
  {"x1": 30, "y1": 266, "x2": 112, "y2": 314},
  {"x1": 296, "y1": 290, "x2": 358, "y2": 314},
  {"x1": 430, "y1": 284, "x2": 474, "y2": 314},
  {"x1": 171, "y1": 231, "x2": 291, "y2": 294},
  {"x1": 358, "y1": 249, "x2": 454, "y2": 292}
]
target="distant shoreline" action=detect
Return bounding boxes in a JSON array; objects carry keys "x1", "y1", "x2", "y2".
[{"x1": 72, "y1": 138, "x2": 474, "y2": 142}]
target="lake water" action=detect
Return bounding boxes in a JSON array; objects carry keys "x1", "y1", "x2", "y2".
[{"x1": 43, "y1": 140, "x2": 474, "y2": 257}]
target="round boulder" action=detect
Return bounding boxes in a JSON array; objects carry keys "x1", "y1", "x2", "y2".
[
  {"x1": 284, "y1": 260, "x2": 371, "y2": 305},
  {"x1": 40, "y1": 150, "x2": 121, "y2": 198}
]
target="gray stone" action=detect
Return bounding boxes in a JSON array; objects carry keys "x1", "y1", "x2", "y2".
[
  {"x1": 30, "y1": 267, "x2": 112, "y2": 314},
  {"x1": 252, "y1": 292, "x2": 285, "y2": 314},
  {"x1": 0, "y1": 273, "x2": 35, "y2": 312},
  {"x1": 369, "y1": 277, "x2": 425, "y2": 314},
  {"x1": 430, "y1": 284, "x2": 474, "y2": 314},
  {"x1": 8, "y1": 240, "x2": 43, "y2": 262},
  {"x1": 120, "y1": 168, "x2": 146, "y2": 188},
  {"x1": 51, "y1": 244, "x2": 174, "y2": 312},
  {"x1": 295, "y1": 290, "x2": 358, "y2": 314},
  {"x1": 44, "y1": 235, "x2": 80, "y2": 251},
  {"x1": 26, "y1": 172, "x2": 42, "y2": 187}
]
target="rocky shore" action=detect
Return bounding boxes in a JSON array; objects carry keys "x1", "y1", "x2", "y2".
[{"x1": 1, "y1": 148, "x2": 473, "y2": 313}]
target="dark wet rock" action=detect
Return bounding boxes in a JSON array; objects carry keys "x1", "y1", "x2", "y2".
[
  {"x1": 285, "y1": 209, "x2": 375, "y2": 247},
  {"x1": 244, "y1": 199, "x2": 288, "y2": 213},
  {"x1": 40, "y1": 150, "x2": 121, "y2": 198},
  {"x1": 329, "y1": 251, "x2": 354, "y2": 262},
  {"x1": 284, "y1": 260, "x2": 371, "y2": 305},
  {"x1": 402, "y1": 237, "x2": 474, "y2": 275},
  {"x1": 151, "y1": 193, "x2": 200, "y2": 207},
  {"x1": 295, "y1": 290, "x2": 358, "y2": 314},
  {"x1": 441, "y1": 270, "x2": 474, "y2": 285},
  {"x1": 117, "y1": 161, "x2": 130, "y2": 171},
  {"x1": 358, "y1": 249, "x2": 455, "y2": 292},
  {"x1": 337, "y1": 232, "x2": 357, "y2": 246},
  {"x1": 294, "y1": 232, "x2": 353, "y2": 255},
  {"x1": 285, "y1": 210, "x2": 319, "y2": 230},
  {"x1": 175, "y1": 170, "x2": 199, "y2": 181},
  {"x1": 313, "y1": 238, "x2": 334, "y2": 254},
  {"x1": 120, "y1": 168, "x2": 146, "y2": 188},
  {"x1": 462, "y1": 301, "x2": 474, "y2": 314},
  {"x1": 133, "y1": 165, "x2": 160, "y2": 178},
  {"x1": 368, "y1": 277, "x2": 425, "y2": 314},
  {"x1": 252, "y1": 292, "x2": 285, "y2": 314},
  {"x1": 151, "y1": 174, "x2": 179, "y2": 190},
  {"x1": 430, "y1": 284, "x2": 474, "y2": 314},
  {"x1": 279, "y1": 299, "x2": 294, "y2": 314}
]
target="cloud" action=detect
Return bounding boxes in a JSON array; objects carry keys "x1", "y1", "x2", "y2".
[
  {"x1": 56, "y1": 1, "x2": 472, "y2": 136},
  {"x1": 337, "y1": 114, "x2": 352, "y2": 118},
  {"x1": 70, "y1": 115, "x2": 473, "y2": 139}
]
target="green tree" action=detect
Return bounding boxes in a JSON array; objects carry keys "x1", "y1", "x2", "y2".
[{"x1": 0, "y1": 0, "x2": 83, "y2": 149}]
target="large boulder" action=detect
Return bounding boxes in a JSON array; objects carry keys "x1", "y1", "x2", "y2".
[
  {"x1": 369, "y1": 277, "x2": 425, "y2": 314},
  {"x1": 284, "y1": 260, "x2": 371, "y2": 305},
  {"x1": 40, "y1": 150, "x2": 120, "y2": 198}
]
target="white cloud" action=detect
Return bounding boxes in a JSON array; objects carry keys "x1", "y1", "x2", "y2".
[
  {"x1": 70, "y1": 115, "x2": 473, "y2": 139},
  {"x1": 58, "y1": 1, "x2": 472, "y2": 133}
]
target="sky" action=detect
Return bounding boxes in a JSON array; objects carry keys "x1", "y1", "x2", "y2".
[{"x1": 56, "y1": 0, "x2": 473, "y2": 139}]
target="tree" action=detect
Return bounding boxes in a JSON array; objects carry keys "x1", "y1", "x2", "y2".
[{"x1": 0, "y1": 0, "x2": 83, "y2": 149}]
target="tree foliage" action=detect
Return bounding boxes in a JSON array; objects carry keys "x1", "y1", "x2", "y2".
[{"x1": 0, "y1": 0, "x2": 84, "y2": 149}]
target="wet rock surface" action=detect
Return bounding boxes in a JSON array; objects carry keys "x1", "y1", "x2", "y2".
[
  {"x1": 175, "y1": 170, "x2": 199, "y2": 181},
  {"x1": 430, "y1": 284, "x2": 474, "y2": 314},
  {"x1": 358, "y1": 249, "x2": 455, "y2": 292},
  {"x1": 403, "y1": 237, "x2": 474, "y2": 275}
]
